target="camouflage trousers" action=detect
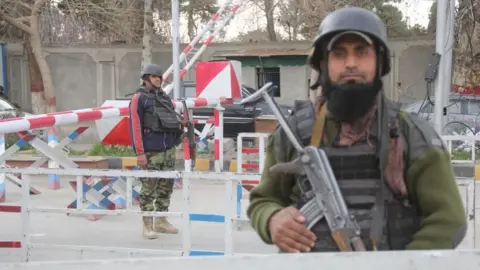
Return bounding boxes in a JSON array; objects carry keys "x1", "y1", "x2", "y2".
[{"x1": 139, "y1": 147, "x2": 176, "y2": 212}]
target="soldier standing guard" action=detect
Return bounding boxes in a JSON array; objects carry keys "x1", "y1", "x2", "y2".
[
  {"x1": 247, "y1": 7, "x2": 467, "y2": 252},
  {"x1": 129, "y1": 64, "x2": 184, "y2": 239}
]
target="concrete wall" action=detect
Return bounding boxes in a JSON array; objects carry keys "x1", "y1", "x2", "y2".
[{"x1": 3, "y1": 37, "x2": 435, "y2": 143}]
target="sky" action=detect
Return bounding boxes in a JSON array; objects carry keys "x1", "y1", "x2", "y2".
[{"x1": 177, "y1": 0, "x2": 436, "y2": 41}]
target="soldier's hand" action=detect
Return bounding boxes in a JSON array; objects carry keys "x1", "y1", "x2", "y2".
[
  {"x1": 137, "y1": 154, "x2": 148, "y2": 169},
  {"x1": 269, "y1": 206, "x2": 316, "y2": 253}
]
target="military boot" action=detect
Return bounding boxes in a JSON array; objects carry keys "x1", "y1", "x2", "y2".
[
  {"x1": 142, "y1": 216, "x2": 158, "y2": 239},
  {"x1": 154, "y1": 217, "x2": 179, "y2": 234}
]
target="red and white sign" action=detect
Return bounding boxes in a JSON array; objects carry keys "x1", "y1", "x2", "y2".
[{"x1": 195, "y1": 61, "x2": 242, "y2": 99}]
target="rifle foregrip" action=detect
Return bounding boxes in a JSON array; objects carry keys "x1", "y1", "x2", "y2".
[{"x1": 299, "y1": 199, "x2": 324, "y2": 230}]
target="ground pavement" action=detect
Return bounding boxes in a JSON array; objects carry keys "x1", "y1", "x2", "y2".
[{"x1": 0, "y1": 174, "x2": 277, "y2": 263}]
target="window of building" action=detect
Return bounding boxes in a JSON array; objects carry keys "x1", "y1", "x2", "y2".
[{"x1": 256, "y1": 67, "x2": 280, "y2": 97}]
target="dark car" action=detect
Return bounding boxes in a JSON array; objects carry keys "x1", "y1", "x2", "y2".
[{"x1": 179, "y1": 81, "x2": 292, "y2": 138}]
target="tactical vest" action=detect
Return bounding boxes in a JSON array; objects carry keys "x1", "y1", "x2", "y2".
[
  {"x1": 140, "y1": 90, "x2": 181, "y2": 133},
  {"x1": 288, "y1": 99, "x2": 423, "y2": 251}
]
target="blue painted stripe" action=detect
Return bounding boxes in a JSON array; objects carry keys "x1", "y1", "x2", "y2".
[
  {"x1": 189, "y1": 250, "x2": 224, "y2": 256},
  {"x1": 189, "y1": 213, "x2": 225, "y2": 223},
  {"x1": 68, "y1": 131, "x2": 80, "y2": 141},
  {"x1": 48, "y1": 134, "x2": 58, "y2": 142},
  {"x1": 114, "y1": 197, "x2": 126, "y2": 206},
  {"x1": 16, "y1": 139, "x2": 28, "y2": 147},
  {"x1": 48, "y1": 174, "x2": 60, "y2": 184},
  {"x1": 0, "y1": 136, "x2": 5, "y2": 144},
  {"x1": 236, "y1": 183, "x2": 242, "y2": 219},
  {"x1": 0, "y1": 182, "x2": 5, "y2": 193}
]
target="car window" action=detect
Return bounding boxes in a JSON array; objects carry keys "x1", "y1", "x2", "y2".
[
  {"x1": 0, "y1": 98, "x2": 15, "y2": 110},
  {"x1": 463, "y1": 99, "x2": 480, "y2": 115}
]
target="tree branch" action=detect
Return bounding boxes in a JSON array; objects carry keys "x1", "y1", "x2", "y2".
[
  {"x1": 16, "y1": 16, "x2": 32, "y2": 24},
  {"x1": 32, "y1": 0, "x2": 49, "y2": 14},
  {"x1": 0, "y1": 10, "x2": 33, "y2": 35},
  {"x1": 16, "y1": 2, "x2": 33, "y2": 11}
]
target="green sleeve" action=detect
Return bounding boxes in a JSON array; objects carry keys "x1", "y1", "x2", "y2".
[
  {"x1": 247, "y1": 142, "x2": 296, "y2": 244},
  {"x1": 405, "y1": 148, "x2": 467, "y2": 249}
]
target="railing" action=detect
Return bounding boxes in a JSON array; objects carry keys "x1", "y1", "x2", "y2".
[
  {"x1": 1, "y1": 249, "x2": 480, "y2": 269},
  {"x1": 0, "y1": 167, "x2": 259, "y2": 261},
  {"x1": 442, "y1": 135, "x2": 480, "y2": 164}
]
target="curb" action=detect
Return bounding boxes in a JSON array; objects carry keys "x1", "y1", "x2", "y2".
[
  {"x1": 106, "y1": 157, "x2": 235, "y2": 172},
  {"x1": 105, "y1": 158, "x2": 253, "y2": 173}
]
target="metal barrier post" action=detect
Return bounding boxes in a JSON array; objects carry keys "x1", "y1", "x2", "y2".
[
  {"x1": 20, "y1": 173, "x2": 31, "y2": 262},
  {"x1": 235, "y1": 132, "x2": 269, "y2": 229},
  {"x1": 0, "y1": 133, "x2": 5, "y2": 202}
]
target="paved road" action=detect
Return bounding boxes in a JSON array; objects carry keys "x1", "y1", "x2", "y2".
[{"x1": 0, "y1": 175, "x2": 277, "y2": 263}]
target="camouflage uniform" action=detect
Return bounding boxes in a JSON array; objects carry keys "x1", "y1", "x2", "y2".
[{"x1": 139, "y1": 147, "x2": 179, "y2": 238}]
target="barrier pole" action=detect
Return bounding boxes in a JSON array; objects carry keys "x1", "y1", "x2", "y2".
[
  {"x1": 47, "y1": 127, "x2": 60, "y2": 190},
  {"x1": 0, "y1": 133, "x2": 5, "y2": 202},
  {"x1": 20, "y1": 173, "x2": 31, "y2": 262}
]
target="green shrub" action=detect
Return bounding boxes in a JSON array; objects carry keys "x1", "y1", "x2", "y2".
[{"x1": 87, "y1": 142, "x2": 136, "y2": 157}]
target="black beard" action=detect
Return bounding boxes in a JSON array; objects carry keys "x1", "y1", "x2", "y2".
[{"x1": 323, "y1": 79, "x2": 382, "y2": 123}]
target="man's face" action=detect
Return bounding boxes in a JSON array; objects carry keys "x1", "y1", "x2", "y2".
[
  {"x1": 325, "y1": 34, "x2": 377, "y2": 84},
  {"x1": 147, "y1": 75, "x2": 163, "y2": 89}
]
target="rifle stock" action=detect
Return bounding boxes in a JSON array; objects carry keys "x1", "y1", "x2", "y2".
[
  {"x1": 251, "y1": 83, "x2": 367, "y2": 252},
  {"x1": 181, "y1": 100, "x2": 196, "y2": 170}
]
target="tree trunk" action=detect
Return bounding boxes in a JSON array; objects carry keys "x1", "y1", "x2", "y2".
[
  {"x1": 264, "y1": 0, "x2": 277, "y2": 41},
  {"x1": 26, "y1": 40, "x2": 47, "y2": 114},
  {"x1": 452, "y1": 1, "x2": 480, "y2": 94},
  {"x1": 29, "y1": 14, "x2": 56, "y2": 113},
  {"x1": 187, "y1": 4, "x2": 195, "y2": 41},
  {"x1": 141, "y1": 0, "x2": 153, "y2": 69}
]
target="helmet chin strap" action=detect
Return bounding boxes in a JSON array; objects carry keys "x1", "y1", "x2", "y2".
[{"x1": 145, "y1": 77, "x2": 161, "y2": 90}]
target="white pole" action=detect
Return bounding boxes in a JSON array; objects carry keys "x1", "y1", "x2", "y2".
[
  {"x1": 441, "y1": 0, "x2": 456, "y2": 134},
  {"x1": 171, "y1": 0, "x2": 181, "y2": 99},
  {"x1": 433, "y1": 0, "x2": 447, "y2": 134}
]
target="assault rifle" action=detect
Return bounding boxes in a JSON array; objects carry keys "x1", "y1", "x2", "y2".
[
  {"x1": 181, "y1": 100, "x2": 196, "y2": 170},
  {"x1": 240, "y1": 82, "x2": 366, "y2": 252}
]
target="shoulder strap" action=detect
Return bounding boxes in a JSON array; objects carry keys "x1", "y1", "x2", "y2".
[{"x1": 310, "y1": 104, "x2": 327, "y2": 147}]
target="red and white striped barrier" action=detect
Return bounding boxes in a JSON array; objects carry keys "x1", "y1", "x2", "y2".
[
  {"x1": 0, "y1": 97, "x2": 230, "y2": 203},
  {"x1": 235, "y1": 132, "x2": 269, "y2": 227},
  {"x1": 0, "y1": 106, "x2": 129, "y2": 134}
]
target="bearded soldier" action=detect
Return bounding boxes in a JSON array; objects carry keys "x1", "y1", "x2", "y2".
[{"x1": 247, "y1": 7, "x2": 467, "y2": 252}]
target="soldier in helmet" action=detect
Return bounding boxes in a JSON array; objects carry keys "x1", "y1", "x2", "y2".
[
  {"x1": 129, "y1": 64, "x2": 183, "y2": 239},
  {"x1": 247, "y1": 7, "x2": 467, "y2": 252}
]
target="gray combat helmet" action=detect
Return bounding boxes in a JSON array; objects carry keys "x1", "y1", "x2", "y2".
[
  {"x1": 308, "y1": 7, "x2": 391, "y2": 76},
  {"x1": 141, "y1": 64, "x2": 164, "y2": 78}
]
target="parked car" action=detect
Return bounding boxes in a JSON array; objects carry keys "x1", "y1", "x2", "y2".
[
  {"x1": 403, "y1": 94, "x2": 480, "y2": 134},
  {"x1": 180, "y1": 81, "x2": 292, "y2": 138}
]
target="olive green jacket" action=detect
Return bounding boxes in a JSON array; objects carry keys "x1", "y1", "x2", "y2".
[{"x1": 247, "y1": 104, "x2": 467, "y2": 250}]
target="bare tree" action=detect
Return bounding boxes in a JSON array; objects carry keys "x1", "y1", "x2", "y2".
[
  {"x1": 452, "y1": 1, "x2": 480, "y2": 92},
  {"x1": 142, "y1": 0, "x2": 154, "y2": 68},
  {"x1": 0, "y1": 0, "x2": 56, "y2": 113}
]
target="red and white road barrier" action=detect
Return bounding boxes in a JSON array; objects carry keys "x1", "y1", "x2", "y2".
[
  {"x1": 235, "y1": 132, "x2": 269, "y2": 227},
  {"x1": 0, "y1": 97, "x2": 229, "y2": 203}
]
